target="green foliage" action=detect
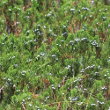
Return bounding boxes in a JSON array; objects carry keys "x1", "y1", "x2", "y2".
[{"x1": 0, "y1": 0, "x2": 110, "y2": 110}]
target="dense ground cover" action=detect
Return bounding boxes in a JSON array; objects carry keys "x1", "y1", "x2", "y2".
[{"x1": 0, "y1": 0, "x2": 110, "y2": 110}]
